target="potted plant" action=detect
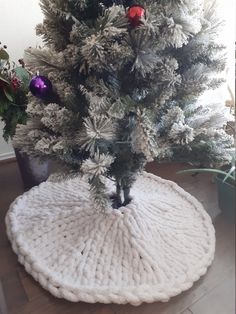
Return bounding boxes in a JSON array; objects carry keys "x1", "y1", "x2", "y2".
[
  {"x1": 177, "y1": 157, "x2": 235, "y2": 218},
  {"x1": 0, "y1": 43, "x2": 49, "y2": 189},
  {"x1": 0, "y1": 45, "x2": 28, "y2": 141}
]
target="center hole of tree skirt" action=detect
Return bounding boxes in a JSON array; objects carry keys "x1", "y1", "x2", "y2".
[{"x1": 110, "y1": 194, "x2": 133, "y2": 210}]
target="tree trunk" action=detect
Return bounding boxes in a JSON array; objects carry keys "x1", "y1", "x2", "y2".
[{"x1": 123, "y1": 186, "x2": 132, "y2": 206}]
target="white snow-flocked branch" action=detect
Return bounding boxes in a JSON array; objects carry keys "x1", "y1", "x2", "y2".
[
  {"x1": 81, "y1": 151, "x2": 114, "y2": 178},
  {"x1": 131, "y1": 109, "x2": 158, "y2": 162},
  {"x1": 77, "y1": 116, "x2": 116, "y2": 155}
]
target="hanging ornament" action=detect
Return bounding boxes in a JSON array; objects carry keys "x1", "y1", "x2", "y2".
[
  {"x1": 29, "y1": 75, "x2": 52, "y2": 99},
  {"x1": 127, "y1": 5, "x2": 145, "y2": 28}
]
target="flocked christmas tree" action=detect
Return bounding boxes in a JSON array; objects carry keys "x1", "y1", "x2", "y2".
[{"x1": 14, "y1": 0, "x2": 233, "y2": 211}]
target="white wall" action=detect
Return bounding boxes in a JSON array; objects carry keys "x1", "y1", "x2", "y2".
[
  {"x1": 201, "y1": 0, "x2": 235, "y2": 108},
  {"x1": 217, "y1": 0, "x2": 235, "y2": 96},
  {"x1": 0, "y1": 0, "x2": 42, "y2": 159}
]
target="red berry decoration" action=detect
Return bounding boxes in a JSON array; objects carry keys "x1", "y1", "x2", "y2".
[
  {"x1": 11, "y1": 77, "x2": 22, "y2": 91},
  {"x1": 127, "y1": 5, "x2": 145, "y2": 28}
]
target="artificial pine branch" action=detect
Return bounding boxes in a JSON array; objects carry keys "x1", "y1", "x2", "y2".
[{"x1": 13, "y1": 0, "x2": 234, "y2": 210}]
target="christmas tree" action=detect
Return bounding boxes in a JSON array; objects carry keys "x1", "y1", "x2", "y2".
[{"x1": 14, "y1": 0, "x2": 233, "y2": 211}]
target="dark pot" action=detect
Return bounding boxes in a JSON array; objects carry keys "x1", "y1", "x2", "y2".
[
  {"x1": 14, "y1": 148, "x2": 49, "y2": 191},
  {"x1": 215, "y1": 174, "x2": 235, "y2": 219}
]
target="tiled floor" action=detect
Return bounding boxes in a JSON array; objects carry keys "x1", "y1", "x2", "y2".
[{"x1": 0, "y1": 161, "x2": 235, "y2": 314}]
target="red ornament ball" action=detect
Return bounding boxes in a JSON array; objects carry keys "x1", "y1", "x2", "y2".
[{"x1": 127, "y1": 5, "x2": 145, "y2": 28}]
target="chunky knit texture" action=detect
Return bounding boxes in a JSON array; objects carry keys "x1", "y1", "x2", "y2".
[{"x1": 5, "y1": 172, "x2": 215, "y2": 305}]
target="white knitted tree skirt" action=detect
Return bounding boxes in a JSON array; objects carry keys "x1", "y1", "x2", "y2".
[{"x1": 5, "y1": 172, "x2": 215, "y2": 305}]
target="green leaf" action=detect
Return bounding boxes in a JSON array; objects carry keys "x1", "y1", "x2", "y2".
[
  {"x1": 0, "y1": 95, "x2": 10, "y2": 113},
  {"x1": 177, "y1": 168, "x2": 235, "y2": 182},
  {"x1": 0, "y1": 49, "x2": 9, "y2": 60},
  {"x1": 231, "y1": 155, "x2": 235, "y2": 168},
  {"x1": 223, "y1": 166, "x2": 235, "y2": 183},
  {"x1": 3, "y1": 87, "x2": 14, "y2": 102},
  {"x1": 0, "y1": 73, "x2": 10, "y2": 85},
  {"x1": 14, "y1": 67, "x2": 30, "y2": 90}
]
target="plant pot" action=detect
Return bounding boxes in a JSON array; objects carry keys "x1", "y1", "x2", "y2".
[
  {"x1": 14, "y1": 148, "x2": 49, "y2": 191},
  {"x1": 215, "y1": 174, "x2": 235, "y2": 218}
]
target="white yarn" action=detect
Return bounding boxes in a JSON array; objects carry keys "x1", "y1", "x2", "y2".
[{"x1": 5, "y1": 172, "x2": 215, "y2": 305}]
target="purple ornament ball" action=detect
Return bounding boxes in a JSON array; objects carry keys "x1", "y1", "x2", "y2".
[{"x1": 29, "y1": 75, "x2": 52, "y2": 99}]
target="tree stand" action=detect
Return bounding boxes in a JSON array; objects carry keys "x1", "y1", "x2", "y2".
[{"x1": 5, "y1": 172, "x2": 215, "y2": 305}]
